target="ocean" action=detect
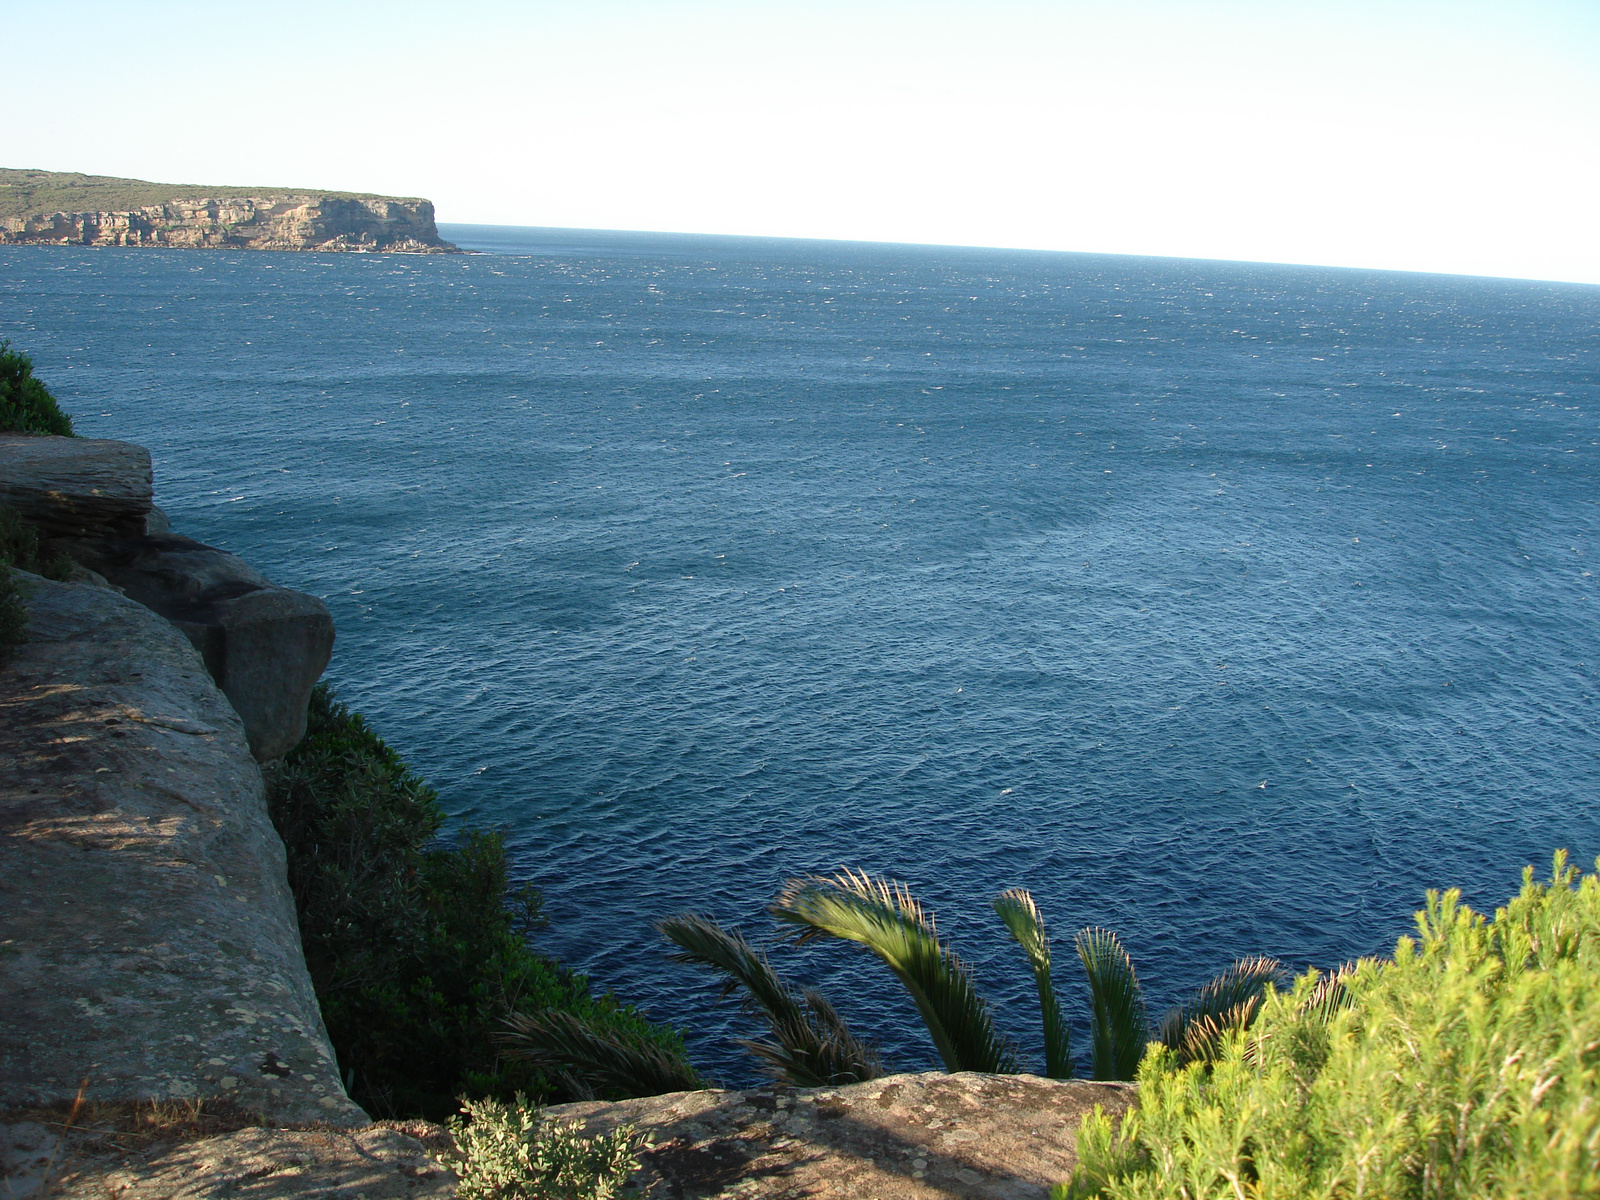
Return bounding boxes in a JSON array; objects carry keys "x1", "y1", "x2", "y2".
[{"x1": 4, "y1": 226, "x2": 1597, "y2": 1080}]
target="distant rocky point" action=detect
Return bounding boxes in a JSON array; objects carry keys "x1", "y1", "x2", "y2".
[{"x1": 0, "y1": 168, "x2": 458, "y2": 253}]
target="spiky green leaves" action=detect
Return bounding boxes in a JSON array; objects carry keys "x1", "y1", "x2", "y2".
[
  {"x1": 1075, "y1": 928, "x2": 1148, "y2": 1081},
  {"x1": 1156, "y1": 956, "x2": 1283, "y2": 1068},
  {"x1": 994, "y1": 888, "x2": 1071, "y2": 1078},
  {"x1": 496, "y1": 1010, "x2": 705, "y2": 1100},
  {"x1": 658, "y1": 913, "x2": 881, "y2": 1086},
  {"x1": 772, "y1": 871, "x2": 1019, "y2": 1075}
]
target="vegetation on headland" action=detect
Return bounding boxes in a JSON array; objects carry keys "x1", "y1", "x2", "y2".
[
  {"x1": 1059, "y1": 852, "x2": 1600, "y2": 1199},
  {"x1": 0, "y1": 167, "x2": 413, "y2": 222},
  {"x1": 268, "y1": 683, "x2": 696, "y2": 1121}
]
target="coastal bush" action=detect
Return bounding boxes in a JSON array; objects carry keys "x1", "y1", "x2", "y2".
[
  {"x1": 1058, "y1": 851, "x2": 1600, "y2": 1200},
  {"x1": 0, "y1": 506, "x2": 73, "y2": 580},
  {"x1": 0, "y1": 565, "x2": 26, "y2": 666},
  {"x1": 269, "y1": 683, "x2": 694, "y2": 1120},
  {"x1": 441, "y1": 1094, "x2": 648, "y2": 1200},
  {"x1": 0, "y1": 341, "x2": 74, "y2": 435}
]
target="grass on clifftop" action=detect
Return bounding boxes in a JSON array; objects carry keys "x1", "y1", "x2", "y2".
[
  {"x1": 269, "y1": 683, "x2": 694, "y2": 1121},
  {"x1": 0, "y1": 168, "x2": 418, "y2": 219}
]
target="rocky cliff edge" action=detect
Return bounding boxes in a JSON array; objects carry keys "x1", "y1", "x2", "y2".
[{"x1": 0, "y1": 435, "x2": 1123, "y2": 1198}]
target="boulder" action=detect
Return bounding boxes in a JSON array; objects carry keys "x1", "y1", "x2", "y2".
[
  {"x1": 0, "y1": 573, "x2": 363, "y2": 1127},
  {"x1": 57, "y1": 535, "x2": 333, "y2": 762},
  {"x1": 547, "y1": 1071, "x2": 1136, "y2": 1200},
  {"x1": 0, "y1": 435, "x2": 152, "y2": 538}
]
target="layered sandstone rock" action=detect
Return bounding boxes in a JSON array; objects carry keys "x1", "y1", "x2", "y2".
[
  {"x1": 0, "y1": 435, "x2": 152, "y2": 538},
  {"x1": 60, "y1": 534, "x2": 334, "y2": 762},
  {"x1": 0, "y1": 573, "x2": 363, "y2": 1127},
  {"x1": 1, "y1": 435, "x2": 334, "y2": 761},
  {"x1": 0, "y1": 195, "x2": 456, "y2": 253}
]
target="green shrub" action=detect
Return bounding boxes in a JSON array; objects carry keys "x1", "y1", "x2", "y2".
[
  {"x1": 0, "y1": 565, "x2": 27, "y2": 666},
  {"x1": 0, "y1": 341, "x2": 74, "y2": 435},
  {"x1": 269, "y1": 683, "x2": 694, "y2": 1120},
  {"x1": 1059, "y1": 851, "x2": 1600, "y2": 1199},
  {"x1": 0, "y1": 507, "x2": 73, "y2": 580},
  {"x1": 0, "y1": 506, "x2": 75, "y2": 666},
  {"x1": 441, "y1": 1093, "x2": 648, "y2": 1200}
]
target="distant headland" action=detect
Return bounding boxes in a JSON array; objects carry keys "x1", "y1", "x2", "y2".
[{"x1": 0, "y1": 168, "x2": 459, "y2": 253}]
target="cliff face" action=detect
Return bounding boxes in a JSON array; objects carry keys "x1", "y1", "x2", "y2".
[
  {"x1": 0, "y1": 571, "x2": 364, "y2": 1127},
  {"x1": 0, "y1": 194, "x2": 456, "y2": 253},
  {"x1": 0, "y1": 435, "x2": 359, "y2": 1126}
]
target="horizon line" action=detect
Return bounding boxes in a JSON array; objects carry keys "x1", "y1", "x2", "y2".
[{"x1": 435, "y1": 220, "x2": 1600, "y2": 291}]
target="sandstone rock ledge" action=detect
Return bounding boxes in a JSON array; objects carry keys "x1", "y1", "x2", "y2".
[
  {"x1": 1, "y1": 1073, "x2": 1131, "y2": 1200},
  {"x1": 0, "y1": 574, "x2": 361, "y2": 1128},
  {"x1": 551, "y1": 1072, "x2": 1136, "y2": 1200},
  {"x1": 2, "y1": 1117, "x2": 454, "y2": 1200}
]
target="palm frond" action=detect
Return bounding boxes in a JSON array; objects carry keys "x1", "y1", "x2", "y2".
[
  {"x1": 993, "y1": 888, "x2": 1071, "y2": 1078},
  {"x1": 1299, "y1": 962, "x2": 1360, "y2": 1021},
  {"x1": 1155, "y1": 955, "x2": 1284, "y2": 1068},
  {"x1": 659, "y1": 913, "x2": 801, "y2": 1021},
  {"x1": 496, "y1": 1009, "x2": 705, "y2": 1099},
  {"x1": 1074, "y1": 927, "x2": 1149, "y2": 1081},
  {"x1": 658, "y1": 913, "x2": 881, "y2": 1086},
  {"x1": 771, "y1": 870, "x2": 1019, "y2": 1075}
]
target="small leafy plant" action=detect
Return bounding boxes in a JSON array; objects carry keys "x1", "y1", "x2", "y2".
[{"x1": 442, "y1": 1093, "x2": 648, "y2": 1200}]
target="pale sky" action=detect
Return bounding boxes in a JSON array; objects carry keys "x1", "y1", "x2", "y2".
[{"x1": 7, "y1": 0, "x2": 1598, "y2": 283}]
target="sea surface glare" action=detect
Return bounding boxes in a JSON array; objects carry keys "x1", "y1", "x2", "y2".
[{"x1": 5, "y1": 228, "x2": 1598, "y2": 1080}]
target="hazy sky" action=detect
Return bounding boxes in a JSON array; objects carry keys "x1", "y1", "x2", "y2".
[{"x1": 8, "y1": 0, "x2": 1598, "y2": 283}]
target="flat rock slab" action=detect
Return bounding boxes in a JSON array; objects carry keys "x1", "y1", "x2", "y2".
[
  {"x1": 0, "y1": 435, "x2": 152, "y2": 538},
  {"x1": 0, "y1": 1120, "x2": 453, "y2": 1199},
  {"x1": 549, "y1": 1072, "x2": 1136, "y2": 1200},
  {"x1": 0, "y1": 573, "x2": 362, "y2": 1126}
]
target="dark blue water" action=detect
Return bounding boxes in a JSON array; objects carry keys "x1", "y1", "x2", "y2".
[{"x1": 5, "y1": 229, "x2": 1598, "y2": 1082}]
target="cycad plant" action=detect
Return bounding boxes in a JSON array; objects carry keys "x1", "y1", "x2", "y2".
[
  {"x1": 657, "y1": 913, "x2": 882, "y2": 1085},
  {"x1": 993, "y1": 888, "x2": 1072, "y2": 1078},
  {"x1": 495, "y1": 1009, "x2": 705, "y2": 1100},
  {"x1": 761, "y1": 872, "x2": 1282, "y2": 1084},
  {"x1": 771, "y1": 871, "x2": 1020, "y2": 1074},
  {"x1": 1154, "y1": 954, "x2": 1282, "y2": 1068},
  {"x1": 1075, "y1": 928, "x2": 1150, "y2": 1081}
]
